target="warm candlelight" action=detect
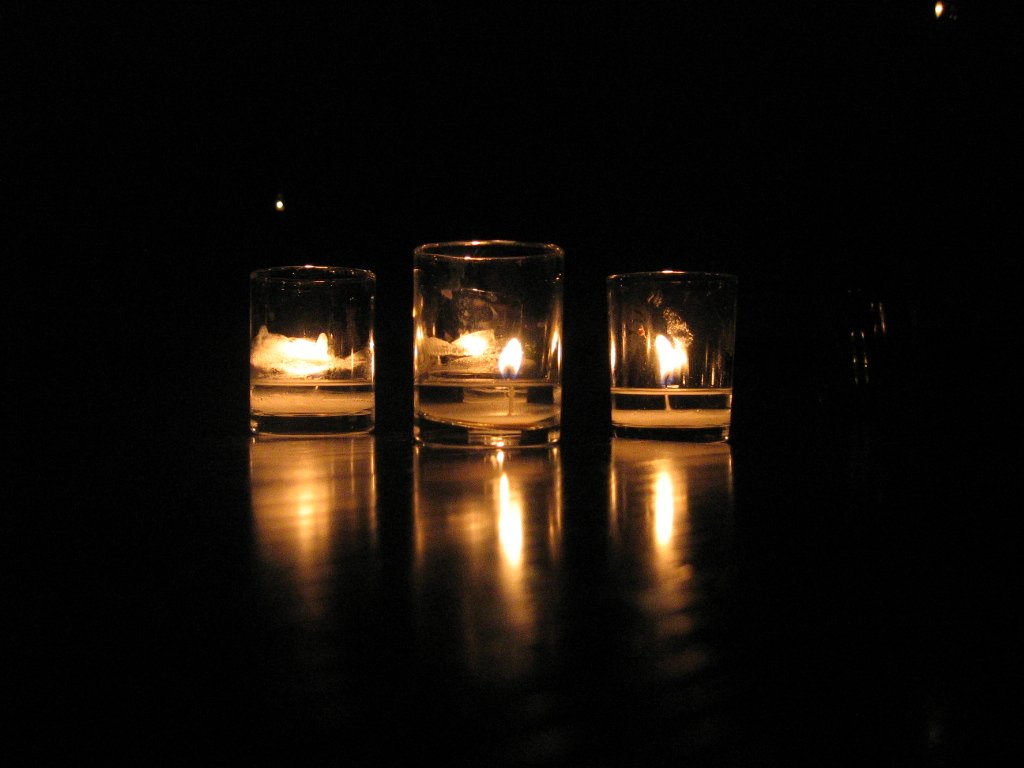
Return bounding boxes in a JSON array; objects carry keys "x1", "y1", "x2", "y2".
[
  {"x1": 250, "y1": 327, "x2": 372, "y2": 419},
  {"x1": 413, "y1": 240, "x2": 563, "y2": 447},
  {"x1": 655, "y1": 334, "x2": 689, "y2": 387},
  {"x1": 607, "y1": 271, "x2": 736, "y2": 441},
  {"x1": 249, "y1": 265, "x2": 375, "y2": 435},
  {"x1": 251, "y1": 326, "x2": 339, "y2": 377},
  {"x1": 498, "y1": 337, "x2": 523, "y2": 416},
  {"x1": 452, "y1": 329, "x2": 495, "y2": 357},
  {"x1": 498, "y1": 337, "x2": 523, "y2": 378}
]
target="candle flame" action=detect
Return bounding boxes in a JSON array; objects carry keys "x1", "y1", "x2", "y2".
[
  {"x1": 655, "y1": 334, "x2": 688, "y2": 387},
  {"x1": 498, "y1": 337, "x2": 523, "y2": 378},
  {"x1": 451, "y1": 329, "x2": 494, "y2": 356},
  {"x1": 934, "y1": 2, "x2": 944, "y2": 18},
  {"x1": 251, "y1": 326, "x2": 334, "y2": 376}
]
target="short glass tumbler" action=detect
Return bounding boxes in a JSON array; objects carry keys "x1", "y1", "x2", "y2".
[
  {"x1": 413, "y1": 241, "x2": 564, "y2": 448},
  {"x1": 249, "y1": 265, "x2": 375, "y2": 436},
  {"x1": 608, "y1": 271, "x2": 737, "y2": 441}
]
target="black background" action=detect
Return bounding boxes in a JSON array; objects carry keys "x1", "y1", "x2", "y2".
[
  {"x1": 16, "y1": 2, "x2": 1023, "y2": 760},
  {"x1": 19, "y1": 1, "x2": 1016, "y2": 445}
]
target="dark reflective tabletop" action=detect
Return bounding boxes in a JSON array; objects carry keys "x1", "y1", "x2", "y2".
[{"x1": 48, "y1": 413, "x2": 1000, "y2": 766}]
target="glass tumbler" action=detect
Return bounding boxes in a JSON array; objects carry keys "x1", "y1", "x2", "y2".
[
  {"x1": 249, "y1": 265, "x2": 375, "y2": 436},
  {"x1": 608, "y1": 271, "x2": 737, "y2": 441},
  {"x1": 413, "y1": 241, "x2": 564, "y2": 448}
]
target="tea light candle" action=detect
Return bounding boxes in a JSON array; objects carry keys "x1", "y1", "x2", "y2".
[
  {"x1": 610, "y1": 332, "x2": 727, "y2": 429},
  {"x1": 498, "y1": 337, "x2": 523, "y2": 416},
  {"x1": 250, "y1": 326, "x2": 373, "y2": 416},
  {"x1": 607, "y1": 270, "x2": 736, "y2": 441},
  {"x1": 417, "y1": 336, "x2": 557, "y2": 427},
  {"x1": 249, "y1": 265, "x2": 375, "y2": 436},
  {"x1": 609, "y1": 397, "x2": 732, "y2": 428},
  {"x1": 412, "y1": 240, "x2": 564, "y2": 447},
  {"x1": 250, "y1": 383, "x2": 375, "y2": 416}
]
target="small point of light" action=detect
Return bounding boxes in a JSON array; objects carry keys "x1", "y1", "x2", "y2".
[
  {"x1": 275, "y1": 198, "x2": 285, "y2": 211},
  {"x1": 934, "y1": 2, "x2": 944, "y2": 18}
]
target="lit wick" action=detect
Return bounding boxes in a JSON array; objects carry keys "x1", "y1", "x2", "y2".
[
  {"x1": 655, "y1": 333, "x2": 689, "y2": 409},
  {"x1": 498, "y1": 337, "x2": 523, "y2": 416}
]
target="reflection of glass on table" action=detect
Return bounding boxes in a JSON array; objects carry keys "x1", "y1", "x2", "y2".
[{"x1": 412, "y1": 446, "x2": 562, "y2": 678}]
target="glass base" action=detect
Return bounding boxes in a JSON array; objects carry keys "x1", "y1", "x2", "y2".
[
  {"x1": 250, "y1": 413, "x2": 374, "y2": 437},
  {"x1": 610, "y1": 388, "x2": 731, "y2": 442},
  {"x1": 415, "y1": 416, "x2": 559, "y2": 448},
  {"x1": 612, "y1": 424, "x2": 730, "y2": 443}
]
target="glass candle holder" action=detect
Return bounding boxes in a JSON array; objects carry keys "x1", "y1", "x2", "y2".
[
  {"x1": 413, "y1": 240, "x2": 564, "y2": 448},
  {"x1": 249, "y1": 265, "x2": 375, "y2": 436},
  {"x1": 608, "y1": 271, "x2": 737, "y2": 442}
]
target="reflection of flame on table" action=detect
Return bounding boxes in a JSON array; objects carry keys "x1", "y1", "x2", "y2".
[
  {"x1": 653, "y1": 470, "x2": 678, "y2": 549},
  {"x1": 497, "y1": 473, "x2": 524, "y2": 567},
  {"x1": 610, "y1": 439, "x2": 734, "y2": 555},
  {"x1": 609, "y1": 440, "x2": 734, "y2": 674},
  {"x1": 411, "y1": 448, "x2": 562, "y2": 677},
  {"x1": 249, "y1": 438, "x2": 377, "y2": 619}
]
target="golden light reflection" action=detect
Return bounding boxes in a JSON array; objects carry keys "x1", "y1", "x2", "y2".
[
  {"x1": 654, "y1": 470, "x2": 675, "y2": 548},
  {"x1": 412, "y1": 447, "x2": 562, "y2": 678},
  {"x1": 934, "y1": 2, "x2": 944, "y2": 18},
  {"x1": 498, "y1": 473, "x2": 524, "y2": 567},
  {"x1": 610, "y1": 439, "x2": 733, "y2": 620},
  {"x1": 250, "y1": 438, "x2": 377, "y2": 620},
  {"x1": 492, "y1": 449, "x2": 506, "y2": 469}
]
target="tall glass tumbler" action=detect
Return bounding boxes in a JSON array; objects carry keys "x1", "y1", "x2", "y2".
[
  {"x1": 608, "y1": 271, "x2": 737, "y2": 442},
  {"x1": 250, "y1": 265, "x2": 375, "y2": 436},
  {"x1": 413, "y1": 241, "x2": 564, "y2": 448}
]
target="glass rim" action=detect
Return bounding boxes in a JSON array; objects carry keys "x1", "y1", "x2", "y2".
[
  {"x1": 607, "y1": 270, "x2": 737, "y2": 283},
  {"x1": 413, "y1": 240, "x2": 564, "y2": 261},
  {"x1": 250, "y1": 265, "x2": 376, "y2": 283}
]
